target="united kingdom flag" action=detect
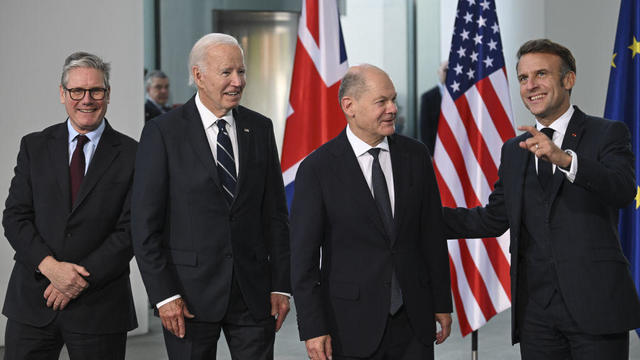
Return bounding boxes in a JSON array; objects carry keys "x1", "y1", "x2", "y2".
[{"x1": 281, "y1": 0, "x2": 348, "y2": 208}]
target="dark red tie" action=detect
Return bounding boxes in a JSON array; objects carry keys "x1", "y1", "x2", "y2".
[{"x1": 70, "y1": 135, "x2": 89, "y2": 206}]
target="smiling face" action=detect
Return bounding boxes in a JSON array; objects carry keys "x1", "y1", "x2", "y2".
[
  {"x1": 60, "y1": 67, "x2": 109, "y2": 134},
  {"x1": 192, "y1": 43, "x2": 246, "y2": 117},
  {"x1": 517, "y1": 52, "x2": 575, "y2": 126},
  {"x1": 147, "y1": 77, "x2": 170, "y2": 106},
  {"x1": 341, "y1": 67, "x2": 397, "y2": 146}
]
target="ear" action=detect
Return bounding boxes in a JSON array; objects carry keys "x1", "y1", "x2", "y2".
[
  {"x1": 562, "y1": 71, "x2": 576, "y2": 91},
  {"x1": 341, "y1": 96, "x2": 355, "y2": 118},
  {"x1": 192, "y1": 66, "x2": 202, "y2": 87},
  {"x1": 105, "y1": 87, "x2": 111, "y2": 104},
  {"x1": 59, "y1": 85, "x2": 65, "y2": 104}
]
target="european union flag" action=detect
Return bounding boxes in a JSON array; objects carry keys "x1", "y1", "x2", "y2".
[{"x1": 604, "y1": 0, "x2": 640, "y2": 338}]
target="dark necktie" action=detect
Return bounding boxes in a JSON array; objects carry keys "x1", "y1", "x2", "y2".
[
  {"x1": 216, "y1": 120, "x2": 237, "y2": 205},
  {"x1": 537, "y1": 127, "x2": 555, "y2": 190},
  {"x1": 70, "y1": 135, "x2": 89, "y2": 206},
  {"x1": 368, "y1": 148, "x2": 403, "y2": 314}
]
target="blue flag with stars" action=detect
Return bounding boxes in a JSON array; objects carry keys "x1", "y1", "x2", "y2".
[{"x1": 604, "y1": 0, "x2": 640, "y2": 338}]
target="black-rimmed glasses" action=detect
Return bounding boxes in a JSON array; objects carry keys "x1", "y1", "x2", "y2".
[{"x1": 64, "y1": 87, "x2": 108, "y2": 101}]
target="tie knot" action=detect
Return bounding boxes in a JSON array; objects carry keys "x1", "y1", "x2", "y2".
[
  {"x1": 216, "y1": 119, "x2": 227, "y2": 132},
  {"x1": 540, "y1": 127, "x2": 554, "y2": 139},
  {"x1": 368, "y1": 148, "x2": 381, "y2": 160},
  {"x1": 75, "y1": 135, "x2": 89, "y2": 147}
]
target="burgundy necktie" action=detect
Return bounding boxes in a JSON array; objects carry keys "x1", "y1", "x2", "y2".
[{"x1": 70, "y1": 135, "x2": 89, "y2": 206}]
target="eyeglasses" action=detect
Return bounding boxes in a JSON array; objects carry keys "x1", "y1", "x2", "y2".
[{"x1": 64, "y1": 87, "x2": 108, "y2": 101}]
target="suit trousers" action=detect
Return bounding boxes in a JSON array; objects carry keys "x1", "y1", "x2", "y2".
[
  {"x1": 518, "y1": 290, "x2": 629, "y2": 360},
  {"x1": 163, "y1": 276, "x2": 276, "y2": 360},
  {"x1": 4, "y1": 318, "x2": 126, "y2": 360},
  {"x1": 334, "y1": 307, "x2": 433, "y2": 360}
]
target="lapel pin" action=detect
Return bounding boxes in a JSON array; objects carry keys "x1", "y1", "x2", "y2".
[
  {"x1": 571, "y1": 133, "x2": 577, "y2": 137},
  {"x1": 243, "y1": 128, "x2": 250, "y2": 133}
]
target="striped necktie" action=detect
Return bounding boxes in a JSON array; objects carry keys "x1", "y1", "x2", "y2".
[{"x1": 216, "y1": 119, "x2": 237, "y2": 205}]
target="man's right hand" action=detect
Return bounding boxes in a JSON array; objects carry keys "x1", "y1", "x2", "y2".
[
  {"x1": 38, "y1": 256, "x2": 89, "y2": 299},
  {"x1": 159, "y1": 298, "x2": 195, "y2": 338},
  {"x1": 305, "y1": 335, "x2": 332, "y2": 360}
]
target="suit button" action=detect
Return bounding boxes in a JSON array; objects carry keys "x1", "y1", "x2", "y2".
[
  {"x1": 384, "y1": 281, "x2": 390, "y2": 288},
  {"x1": 229, "y1": 215, "x2": 235, "y2": 222},
  {"x1": 66, "y1": 233, "x2": 72, "y2": 238},
  {"x1": 225, "y1": 253, "x2": 233, "y2": 259}
]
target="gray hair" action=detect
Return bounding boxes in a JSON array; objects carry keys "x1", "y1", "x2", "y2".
[
  {"x1": 188, "y1": 33, "x2": 243, "y2": 86},
  {"x1": 338, "y1": 64, "x2": 384, "y2": 101},
  {"x1": 61, "y1": 51, "x2": 111, "y2": 88},
  {"x1": 145, "y1": 69, "x2": 169, "y2": 89}
]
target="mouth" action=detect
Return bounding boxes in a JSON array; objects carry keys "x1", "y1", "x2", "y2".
[
  {"x1": 224, "y1": 91, "x2": 242, "y2": 97},
  {"x1": 77, "y1": 109, "x2": 97, "y2": 113},
  {"x1": 528, "y1": 93, "x2": 545, "y2": 102}
]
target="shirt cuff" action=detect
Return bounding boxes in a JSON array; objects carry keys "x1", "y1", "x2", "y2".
[
  {"x1": 271, "y1": 291, "x2": 291, "y2": 298},
  {"x1": 557, "y1": 149, "x2": 577, "y2": 183},
  {"x1": 156, "y1": 294, "x2": 181, "y2": 309}
]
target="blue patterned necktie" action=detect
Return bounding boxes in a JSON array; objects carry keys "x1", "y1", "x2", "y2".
[{"x1": 216, "y1": 119, "x2": 237, "y2": 205}]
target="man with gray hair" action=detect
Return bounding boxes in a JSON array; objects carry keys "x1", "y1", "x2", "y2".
[
  {"x1": 2, "y1": 51, "x2": 138, "y2": 359},
  {"x1": 132, "y1": 33, "x2": 290, "y2": 359},
  {"x1": 145, "y1": 70, "x2": 171, "y2": 123}
]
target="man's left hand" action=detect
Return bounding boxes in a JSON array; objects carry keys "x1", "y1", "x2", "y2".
[
  {"x1": 518, "y1": 125, "x2": 572, "y2": 168},
  {"x1": 435, "y1": 313, "x2": 452, "y2": 344},
  {"x1": 44, "y1": 283, "x2": 71, "y2": 311},
  {"x1": 270, "y1": 293, "x2": 290, "y2": 332}
]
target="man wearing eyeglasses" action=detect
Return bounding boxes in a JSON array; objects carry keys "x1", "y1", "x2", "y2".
[
  {"x1": 145, "y1": 70, "x2": 172, "y2": 123},
  {"x1": 2, "y1": 51, "x2": 138, "y2": 359}
]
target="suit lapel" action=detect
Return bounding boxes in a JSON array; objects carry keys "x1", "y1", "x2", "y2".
[
  {"x1": 72, "y1": 121, "x2": 119, "y2": 213},
  {"x1": 549, "y1": 108, "x2": 585, "y2": 200},
  {"x1": 184, "y1": 97, "x2": 221, "y2": 188},
  {"x1": 329, "y1": 130, "x2": 388, "y2": 241},
  {"x1": 48, "y1": 123, "x2": 71, "y2": 213},
  {"x1": 233, "y1": 107, "x2": 253, "y2": 205},
  {"x1": 389, "y1": 135, "x2": 410, "y2": 248},
  {"x1": 511, "y1": 135, "x2": 531, "y2": 239}
]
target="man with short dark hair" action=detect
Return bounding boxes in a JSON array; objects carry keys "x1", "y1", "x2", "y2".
[
  {"x1": 132, "y1": 33, "x2": 290, "y2": 360},
  {"x1": 291, "y1": 64, "x2": 452, "y2": 360},
  {"x1": 145, "y1": 70, "x2": 171, "y2": 123},
  {"x1": 2, "y1": 51, "x2": 138, "y2": 359},
  {"x1": 444, "y1": 39, "x2": 640, "y2": 359}
]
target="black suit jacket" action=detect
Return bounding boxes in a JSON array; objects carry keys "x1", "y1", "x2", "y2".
[
  {"x1": 443, "y1": 107, "x2": 640, "y2": 343},
  {"x1": 419, "y1": 86, "x2": 442, "y2": 155},
  {"x1": 132, "y1": 96, "x2": 290, "y2": 323},
  {"x1": 2, "y1": 120, "x2": 138, "y2": 334},
  {"x1": 145, "y1": 99, "x2": 169, "y2": 123},
  {"x1": 290, "y1": 129, "x2": 452, "y2": 357}
]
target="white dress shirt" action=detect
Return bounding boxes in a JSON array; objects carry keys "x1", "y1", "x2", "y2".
[
  {"x1": 346, "y1": 125, "x2": 395, "y2": 215},
  {"x1": 534, "y1": 105, "x2": 578, "y2": 183},
  {"x1": 67, "y1": 118, "x2": 105, "y2": 174}
]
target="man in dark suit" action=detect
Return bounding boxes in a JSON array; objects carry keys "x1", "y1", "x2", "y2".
[
  {"x1": 144, "y1": 70, "x2": 172, "y2": 123},
  {"x1": 290, "y1": 64, "x2": 452, "y2": 360},
  {"x1": 443, "y1": 39, "x2": 640, "y2": 359},
  {"x1": 419, "y1": 61, "x2": 447, "y2": 155},
  {"x1": 2, "y1": 51, "x2": 138, "y2": 359},
  {"x1": 132, "y1": 33, "x2": 290, "y2": 360}
]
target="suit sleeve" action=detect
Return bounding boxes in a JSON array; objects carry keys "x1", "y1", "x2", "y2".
[
  {"x1": 290, "y1": 157, "x2": 329, "y2": 340},
  {"x1": 3, "y1": 136, "x2": 54, "y2": 271},
  {"x1": 131, "y1": 122, "x2": 181, "y2": 304},
  {"x1": 442, "y1": 142, "x2": 511, "y2": 239},
  {"x1": 261, "y1": 121, "x2": 291, "y2": 294},
  {"x1": 421, "y1": 152, "x2": 453, "y2": 313},
  {"x1": 77, "y1": 177, "x2": 134, "y2": 289},
  {"x1": 572, "y1": 120, "x2": 635, "y2": 208}
]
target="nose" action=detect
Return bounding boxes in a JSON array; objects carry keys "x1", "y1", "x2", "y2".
[
  {"x1": 387, "y1": 100, "x2": 398, "y2": 114},
  {"x1": 230, "y1": 72, "x2": 245, "y2": 87},
  {"x1": 524, "y1": 77, "x2": 538, "y2": 91}
]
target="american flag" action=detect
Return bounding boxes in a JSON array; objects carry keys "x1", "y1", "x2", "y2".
[
  {"x1": 281, "y1": 0, "x2": 348, "y2": 207},
  {"x1": 433, "y1": 0, "x2": 515, "y2": 336}
]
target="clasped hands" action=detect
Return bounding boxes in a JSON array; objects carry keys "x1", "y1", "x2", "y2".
[
  {"x1": 518, "y1": 125, "x2": 572, "y2": 169},
  {"x1": 38, "y1": 255, "x2": 90, "y2": 311}
]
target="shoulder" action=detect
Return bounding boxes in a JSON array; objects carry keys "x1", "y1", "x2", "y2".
[
  {"x1": 235, "y1": 105, "x2": 273, "y2": 129},
  {"x1": 300, "y1": 131, "x2": 346, "y2": 168},
  {"x1": 21, "y1": 122, "x2": 65, "y2": 144}
]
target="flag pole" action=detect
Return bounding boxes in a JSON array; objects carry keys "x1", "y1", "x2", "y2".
[{"x1": 471, "y1": 330, "x2": 478, "y2": 360}]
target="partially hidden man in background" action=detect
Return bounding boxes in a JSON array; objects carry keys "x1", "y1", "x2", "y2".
[
  {"x1": 290, "y1": 64, "x2": 453, "y2": 360},
  {"x1": 443, "y1": 39, "x2": 640, "y2": 359},
  {"x1": 132, "y1": 33, "x2": 291, "y2": 360},
  {"x1": 145, "y1": 70, "x2": 172, "y2": 123},
  {"x1": 2, "y1": 52, "x2": 138, "y2": 359}
]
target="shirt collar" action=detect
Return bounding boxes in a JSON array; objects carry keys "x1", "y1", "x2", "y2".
[
  {"x1": 67, "y1": 118, "x2": 106, "y2": 145},
  {"x1": 346, "y1": 124, "x2": 390, "y2": 157},
  {"x1": 535, "y1": 105, "x2": 574, "y2": 137},
  {"x1": 196, "y1": 92, "x2": 235, "y2": 129}
]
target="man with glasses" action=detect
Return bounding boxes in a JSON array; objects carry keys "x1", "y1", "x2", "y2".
[
  {"x1": 145, "y1": 70, "x2": 172, "y2": 123},
  {"x1": 2, "y1": 51, "x2": 138, "y2": 359}
]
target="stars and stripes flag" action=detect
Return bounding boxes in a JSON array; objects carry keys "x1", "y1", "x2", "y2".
[
  {"x1": 604, "y1": 0, "x2": 640, "y2": 338},
  {"x1": 433, "y1": 0, "x2": 515, "y2": 336},
  {"x1": 281, "y1": 0, "x2": 348, "y2": 207}
]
